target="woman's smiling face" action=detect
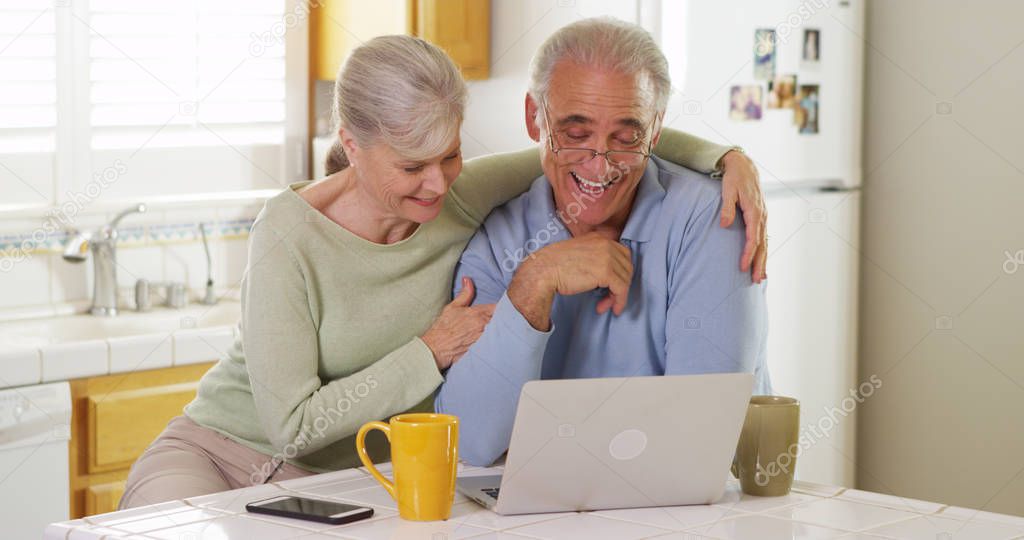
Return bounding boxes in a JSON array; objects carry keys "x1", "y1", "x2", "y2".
[{"x1": 347, "y1": 135, "x2": 463, "y2": 224}]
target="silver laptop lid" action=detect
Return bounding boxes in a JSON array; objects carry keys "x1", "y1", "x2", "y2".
[{"x1": 495, "y1": 373, "x2": 754, "y2": 515}]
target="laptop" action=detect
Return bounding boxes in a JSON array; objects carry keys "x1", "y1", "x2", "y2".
[{"x1": 456, "y1": 373, "x2": 754, "y2": 515}]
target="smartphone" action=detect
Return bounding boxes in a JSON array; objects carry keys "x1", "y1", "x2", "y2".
[{"x1": 246, "y1": 495, "x2": 374, "y2": 525}]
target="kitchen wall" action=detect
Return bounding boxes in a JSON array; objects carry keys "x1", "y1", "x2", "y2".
[{"x1": 858, "y1": 0, "x2": 1024, "y2": 516}]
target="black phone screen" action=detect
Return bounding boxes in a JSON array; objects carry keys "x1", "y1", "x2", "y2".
[{"x1": 246, "y1": 496, "x2": 373, "y2": 524}]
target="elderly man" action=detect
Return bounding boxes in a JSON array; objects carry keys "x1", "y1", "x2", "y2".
[{"x1": 435, "y1": 17, "x2": 770, "y2": 466}]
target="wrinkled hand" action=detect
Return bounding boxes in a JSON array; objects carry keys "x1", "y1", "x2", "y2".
[
  {"x1": 421, "y1": 278, "x2": 495, "y2": 370},
  {"x1": 719, "y1": 150, "x2": 768, "y2": 283},
  {"x1": 509, "y1": 232, "x2": 634, "y2": 330}
]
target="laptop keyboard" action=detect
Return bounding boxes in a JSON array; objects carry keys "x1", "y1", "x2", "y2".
[{"x1": 481, "y1": 487, "x2": 500, "y2": 499}]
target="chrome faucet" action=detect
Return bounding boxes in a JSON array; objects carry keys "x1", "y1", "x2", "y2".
[{"x1": 62, "y1": 203, "x2": 147, "y2": 316}]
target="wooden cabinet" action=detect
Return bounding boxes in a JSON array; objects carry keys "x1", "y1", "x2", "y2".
[
  {"x1": 311, "y1": 0, "x2": 490, "y2": 81},
  {"x1": 69, "y1": 363, "x2": 213, "y2": 518},
  {"x1": 85, "y1": 481, "x2": 126, "y2": 517},
  {"x1": 311, "y1": 0, "x2": 414, "y2": 81},
  {"x1": 416, "y1": 0, "x2": 490, "y2": 80}
]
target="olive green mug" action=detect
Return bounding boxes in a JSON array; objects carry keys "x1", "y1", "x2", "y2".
[{"x1": 731, "y1": 395, "x2": 800, "y2": 496}]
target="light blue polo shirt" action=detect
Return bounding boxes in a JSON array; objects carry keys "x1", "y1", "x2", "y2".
[{"x1": 435, "y1": 157, "x2": 770, "y2": 466}]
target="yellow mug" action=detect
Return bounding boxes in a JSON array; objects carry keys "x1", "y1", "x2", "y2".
[{"x1": 355, "y1": 413, "x2": 459, "y2": 521}]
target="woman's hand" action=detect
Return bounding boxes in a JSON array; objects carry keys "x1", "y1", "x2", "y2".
[
  {"x1": 718, "y1": 150, "x2": 768, "y2": 283},
  {"x1": 422, "y1": 278, "x2": 496, "y2": 371}
]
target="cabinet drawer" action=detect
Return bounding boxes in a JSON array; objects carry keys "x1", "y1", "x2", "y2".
[
  {"x1": 86, "y1": 381, "x2": 198, "y2": 474},
  {"x1": 85, "y1": 480, "x2": 126, "y2": 516}
]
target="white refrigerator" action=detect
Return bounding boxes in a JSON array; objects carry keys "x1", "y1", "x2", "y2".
[{"x1": 655, "y1": 0, "x2": 865, "y2": 487}]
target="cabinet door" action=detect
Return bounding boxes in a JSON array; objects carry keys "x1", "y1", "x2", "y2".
[
  {"x1": 416, "y1": 0, "x2": 490, "y2": 79},
  {"x1": 312, "y1": 0, "x2": 414, "y2": 80},
  {"x1": 85, "y1": 481, "x2": 126, "y2": 516},
  {"x1": 70, "y1": 363, "x2": 213, "y2": 519},
  {"x1": 86, "y1": 382, "x2": 200, "y2": 474}
]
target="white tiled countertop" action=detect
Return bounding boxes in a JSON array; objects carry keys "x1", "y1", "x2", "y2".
[
  {"x1": 46, "y1": 463, "x2": 1024, "y2": 540},
  {"x1": 0, "y1": 301, "x2": 238, "y2": 388}
]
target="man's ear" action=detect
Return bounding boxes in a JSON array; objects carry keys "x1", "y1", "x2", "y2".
[
  {"x1": 524, "y1": 93, "x2": 541, "y2": 142},
  {"x1": 339, "y1": 127, "x2": 360, "y2": 168},
  {"x1": 649, "y1": 113, "x2": 665, "y2": 150}
]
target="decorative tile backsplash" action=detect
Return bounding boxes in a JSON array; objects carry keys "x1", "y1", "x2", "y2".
[
  {"x1": 0, "y1": 204, "x2": 261, "y2": 317},
  {"x1": 0, "y1": 218, "x2": 255, "y2": 255}
]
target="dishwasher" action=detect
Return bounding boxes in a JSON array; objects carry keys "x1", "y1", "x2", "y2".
[{"x1": 0, "y1": 382, "x2": 72, "y2": 537}]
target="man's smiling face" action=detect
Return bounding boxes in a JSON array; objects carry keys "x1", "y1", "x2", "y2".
[{"x1": 527, "y1": 61, "x2": 661, "y2": 234}]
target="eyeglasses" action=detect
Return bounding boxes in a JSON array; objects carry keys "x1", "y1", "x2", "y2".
[{"x1": 541, "y1": 101, "x2": 657, "y2": 168}]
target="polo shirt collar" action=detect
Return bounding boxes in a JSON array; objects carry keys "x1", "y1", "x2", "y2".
[{"x1": 619, "y1": 160, "x2": 666, "y2": 243}]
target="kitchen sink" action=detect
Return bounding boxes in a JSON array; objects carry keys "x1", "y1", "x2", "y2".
[{"x1": 0, "y1": 301, "x2": 240, "y2": 349}]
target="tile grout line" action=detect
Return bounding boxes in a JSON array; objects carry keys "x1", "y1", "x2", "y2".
[
  {"x1": 850, "y1": 513, "x2": 931, "y2": 535},
  {"x1": 833, "y1": 491, "x2": 948, "y2": 515}
]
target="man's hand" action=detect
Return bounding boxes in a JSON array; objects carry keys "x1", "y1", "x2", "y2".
[
  {"x1": 508, "y1": 232, "x2": 634, "y2": 331},
  {"x1": 718, "y1": 150, "x2": 768, "y2": 283}
]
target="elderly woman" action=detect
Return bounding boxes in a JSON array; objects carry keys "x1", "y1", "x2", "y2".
[{"x1": 120, "y1": 34, "x2": 766, "y2": 508}]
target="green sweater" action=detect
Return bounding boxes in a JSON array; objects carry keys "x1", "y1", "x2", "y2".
[{"x1": 184, "y1": 130, "x2": 732, "y2": 473}]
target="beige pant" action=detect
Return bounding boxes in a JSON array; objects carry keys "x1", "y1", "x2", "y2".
[{"x1": 119, "y1": 415, "x2": 314, "y2": 510}]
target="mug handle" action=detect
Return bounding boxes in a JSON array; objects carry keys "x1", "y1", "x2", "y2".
[{"x1": 356, "y1": 421, "x2": 396, "y2": 500}]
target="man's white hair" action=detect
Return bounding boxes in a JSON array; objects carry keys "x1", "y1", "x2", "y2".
[{"x1": 528, "y1": 17, "x2": 671, "y2": 120}]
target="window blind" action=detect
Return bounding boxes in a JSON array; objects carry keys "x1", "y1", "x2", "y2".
[
  {"x1": 0, "y1": 0, "x2": 301, "y2": 207},
  {"x1": 0, "y1": 1, "x2": 56, "y2": 205}
]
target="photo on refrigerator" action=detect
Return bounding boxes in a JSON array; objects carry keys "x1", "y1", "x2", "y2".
[
  {"x1": 753, "y1": 28, "x2": 776, "y2": 80},
  {"x1": 767, "y1": 74, "x2": 798, "y2": 109},
  {"x1": 729, "y1": 85, "x2": 764, "y2": 121},
  {"x1": 795, "y1": 84, "x2": 820, "y2": 134}
]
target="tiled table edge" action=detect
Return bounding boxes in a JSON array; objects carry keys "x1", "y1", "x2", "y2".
[
  {"x1": 831, "y1": 484, "x2": 1024, "y2": 532},
  {"x1": 791, "y1": 480, "x2": 847, "y2": 498},
  {"x1": 291, "y1": 473, "x2": 855, "y2": 539},
  {"x1": 47, "y1": 470, "x2": 1024, "y2": 539},
  {"x1": 936, "y1": 504, "x2": 1024, "y2": 530},
  {"x1": 782, "y1": 482, "x2": 1024, "y2": 537},
  {"x1": 72, "y1": 493, "x2": 291, "y2": 539},
  {"x1": 589, "y1": 484, "x2": 852, "y2": 539},
  {"x1": 64, "y1": 512, "x2": 226, "y2": 540},
  {"x1": 783, "y1": 483, "x2": 929, "y2": 534},
  {"x1": 79, "y1": 501, "x2": 232, "y2": 531},
  {"x1": 37, "y1": 484, "x2": 865, "y2": 539}
]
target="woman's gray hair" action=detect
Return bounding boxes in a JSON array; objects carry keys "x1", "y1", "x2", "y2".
[
  {"x1": 528, "y1": 17, "x2": 670, "y2": 122},
  {"x1": 325, "y1": 35, "x2": 467, "y2": 175}
]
